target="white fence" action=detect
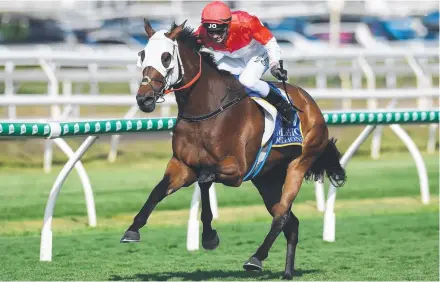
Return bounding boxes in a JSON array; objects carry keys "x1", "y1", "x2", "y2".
[
  {"x1": 1, "y1": 47, "x2": 439, "y2": 169},
  {"x1": 1, "y1": 47, "x2": 437, "y2": 121}
]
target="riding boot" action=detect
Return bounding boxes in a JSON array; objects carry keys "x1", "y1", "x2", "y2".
[{"x1": 263, "y1": 87, "x2": 294, "y2": 124}]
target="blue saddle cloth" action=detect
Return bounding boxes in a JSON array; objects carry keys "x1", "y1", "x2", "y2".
[{"x1": 242, "y1": 82, "x2": 303, "y2": 181}]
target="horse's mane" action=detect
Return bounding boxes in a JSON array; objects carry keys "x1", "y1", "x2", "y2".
[{"x1": 170, "y1": 23, "x2": 230, "y2": 76}]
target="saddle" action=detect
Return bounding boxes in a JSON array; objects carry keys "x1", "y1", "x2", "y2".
[{"x1": 242, "y1": 85, "x2": 303, "y2": 181}]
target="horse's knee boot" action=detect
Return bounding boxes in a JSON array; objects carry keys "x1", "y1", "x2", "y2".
[{"x1": 198, "y1": 171, "x2": 215, "y2": 184}]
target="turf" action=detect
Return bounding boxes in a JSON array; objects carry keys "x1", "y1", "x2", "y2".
[
  {"x1": 0, "y1": 154, "x2": 437, "y2": 221},
  {"x1": 0, "y1": 207, "x2": 437, "y2": 281}
]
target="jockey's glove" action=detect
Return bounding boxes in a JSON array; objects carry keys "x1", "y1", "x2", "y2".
[{"x1": 270, "y1": 64, "x2": 288, "y2": 81}]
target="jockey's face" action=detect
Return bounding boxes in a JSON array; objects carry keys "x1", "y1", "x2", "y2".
[
  {"x1": 207, "y1": 29, "x2": 228, "y2": 43},
  {"x1": 204, "y1": 22, "x2": 228, "y2": 43}
]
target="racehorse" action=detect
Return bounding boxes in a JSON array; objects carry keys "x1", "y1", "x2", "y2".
[{"x1": 121, "y1": 19, "x2": 346, "y2": 280}]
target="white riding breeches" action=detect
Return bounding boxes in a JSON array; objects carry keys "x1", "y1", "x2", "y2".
[{"x1": 216, "y1": 52, "x2": 271, "y2": 97}]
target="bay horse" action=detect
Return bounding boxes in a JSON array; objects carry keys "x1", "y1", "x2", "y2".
[{"x1": 121, "y1": 19, "x2": 346, "y2": 280}]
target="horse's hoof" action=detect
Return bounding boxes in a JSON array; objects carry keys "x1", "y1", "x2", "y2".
[
  {"x1": 202, "y1": 229, "x2": 220, "y2": 250},
  {"x1": 282, "y1": 271, "x2": 293, "y2": 280},
  {"x1": 120, "y1": 230, "x2": 140, "y2": 243},
  {"x1": 243, "y1": 256, "x2": 263, "y2": 272}
]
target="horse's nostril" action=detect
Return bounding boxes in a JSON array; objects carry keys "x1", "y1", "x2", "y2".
[
  {"x1": 143, "y1": 97, "x2": 155, "y2": 106},
  {"x1": 136, "y1": 95, "x2": 145, "y2": 103},
  {"x1": 136, "y1": 94, "x2": 156, "y2": 113}
]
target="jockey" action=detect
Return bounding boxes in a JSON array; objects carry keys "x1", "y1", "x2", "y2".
[{"x1": 195, "y1": 1, "x2": 294, "y2": 123}]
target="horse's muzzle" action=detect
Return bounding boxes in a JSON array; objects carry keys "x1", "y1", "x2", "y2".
[{"x1": 136, "y1": 94, "x2": 156, "y2": 113}]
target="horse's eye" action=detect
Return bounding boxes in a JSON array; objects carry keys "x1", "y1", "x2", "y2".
[{"x1": 161, "y1": 52, "x2": 172, "y2": 68}]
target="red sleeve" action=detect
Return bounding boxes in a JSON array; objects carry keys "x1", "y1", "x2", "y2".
[
  {"x1": 194, "y1": 25, "x2": 204, "y2": 37},
  {"x1": 248, "y1": 15, "x2": 273, "y2": 45}
]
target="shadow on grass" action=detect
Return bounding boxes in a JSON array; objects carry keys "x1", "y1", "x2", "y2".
[{"x1": 110, "y1": 268, "x2": 320, "y2": 281}]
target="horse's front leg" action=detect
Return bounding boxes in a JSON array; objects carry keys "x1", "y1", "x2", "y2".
[
  {"x1": 244, "y1": 124, "x2": 328, "y2": 275},
  {"x1": 199, "y1": 182, "x2": 220, "y2": 250},
  {"x1": 120, "y1": 157, "x2": 196, "y2": 242}
]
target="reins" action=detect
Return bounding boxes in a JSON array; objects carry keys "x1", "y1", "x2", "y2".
[
  {"x1": 143, "y1": 38, "x2": 249, "y2": 123},
  {"x1": 177, "y1": 94, "x2": 247, "y2": 122},
  {"x1": 164, "y1": 54, "x2": 202, "y2": 94}
]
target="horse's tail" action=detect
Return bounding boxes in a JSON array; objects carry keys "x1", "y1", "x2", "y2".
[{"x1": 304, "y1": 137, "x2": 347, "y2": 188}]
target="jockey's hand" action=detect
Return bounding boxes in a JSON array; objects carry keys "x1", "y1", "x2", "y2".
[{"x1": 270, "y1": 64, "x2": 288, "y2": 81}]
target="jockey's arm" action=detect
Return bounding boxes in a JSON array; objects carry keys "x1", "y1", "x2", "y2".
[
  {"x1": 249, "y1": 16, "x2": 281, "y2": 69},
  {"x1": 194, "y1": 25, "x2": 211, "y2": 49},
  {"x1": 193, "y1": 25, "x2": 209, "y2": 50},
  {"x1": 194, "y1": 25, "x2": 203, "y2": 37}
]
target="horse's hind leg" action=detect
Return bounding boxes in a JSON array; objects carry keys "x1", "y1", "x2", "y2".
[
  {"x1": 245, "y1": 166, "x2": 299, "y2": 280},
  {"x1": 245, "y1": 123, "x2": 327, "y2": 277},
  {"x1": 120, "y1": 157, "x2": 196, "y2": 242},
  {"x1": 199, "y1": 182, "x2": 220, "y2": 250},
  {"x1": 282, "y1": 211, "x2": 299, "y2": 280}
]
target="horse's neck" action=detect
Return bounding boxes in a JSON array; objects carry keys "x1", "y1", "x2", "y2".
[{"x1": 175, "y1": 48, "x2": 236, "y2": 117}]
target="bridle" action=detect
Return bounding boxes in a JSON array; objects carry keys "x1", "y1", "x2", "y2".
[
  {"x1": 140, "y1": 39, "x2": 247, "y2": 122},
  {"x1": 139, "y1": 75, "x2": 169, "y2": 103},
  {"x1": 140, "y1": 42, "x2": 202, "y2": 103}
]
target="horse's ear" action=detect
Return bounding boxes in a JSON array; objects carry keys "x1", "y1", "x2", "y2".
[
  {"x1": 144, "y1": 18, "x2": 156, "y2": 38},
  {"x1": 169, "y1": 20, "x2": 187, "y2": 40}
]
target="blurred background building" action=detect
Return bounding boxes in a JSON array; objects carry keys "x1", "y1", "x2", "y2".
[{"x1": 0, "y1": 0, "x2": 438, "y2": 49}]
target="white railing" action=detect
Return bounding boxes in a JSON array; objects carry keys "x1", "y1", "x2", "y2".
[
  {"x1": 1, "y1": 48, "x2": 438, "y2": 170},
  {"x1": 1, "y1": 48, "x2": 437, "y2": 115}
]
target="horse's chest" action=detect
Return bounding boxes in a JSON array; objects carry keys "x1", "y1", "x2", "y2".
[{"x1": 173, "y1": 130, "x2": 221, "y2": 168}]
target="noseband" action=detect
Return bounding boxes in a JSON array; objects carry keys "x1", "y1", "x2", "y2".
[{"x1": 140, "y1": 75, "x2": 168, "y2": 102}]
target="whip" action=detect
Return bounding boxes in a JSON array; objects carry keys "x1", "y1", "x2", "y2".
[{"x1": 279, "y1": 60, "x2": 302, "y2": 112}]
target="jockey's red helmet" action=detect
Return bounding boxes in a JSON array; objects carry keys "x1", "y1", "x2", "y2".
[{"x1": 201, "y1": 1, "x2": 232, "y2": 27}]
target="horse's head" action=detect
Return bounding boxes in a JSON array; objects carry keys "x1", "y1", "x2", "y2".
[{"x1": 136, "y1": 19, "x2": 186, "y2": 113}]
